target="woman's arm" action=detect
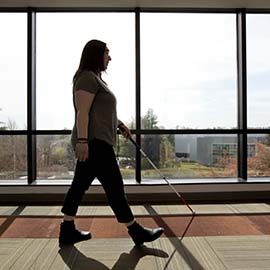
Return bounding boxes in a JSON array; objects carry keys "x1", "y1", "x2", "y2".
[
  {"x1": 74, "y1": 90, "x2": 95, "y2": 161},
  {"x1": 118, "y1": 119, "x2": 132, "y2": 139},
  {"x1": 117, "y1": 119, "x2": 124, "y2": 127}
]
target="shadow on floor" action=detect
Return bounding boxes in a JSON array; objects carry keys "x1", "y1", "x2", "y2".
[
  {"x1": 0, "y1": 206, "x2": 25, "y2": 236},
  {"x1": 144, "y1": 205, "x2": 205, "y2": 270},
  {"x1": 59, "y1": 244, "x2": 169, "y2": 270}
]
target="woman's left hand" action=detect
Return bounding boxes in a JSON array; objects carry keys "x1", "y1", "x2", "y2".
[{"x1": 119, "y1": 124, "x2": 132, "y2": 139}]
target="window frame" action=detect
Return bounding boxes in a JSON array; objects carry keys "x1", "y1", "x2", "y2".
[{"x1": 0, "y1": 7, "x2": 269, "y2": 184}]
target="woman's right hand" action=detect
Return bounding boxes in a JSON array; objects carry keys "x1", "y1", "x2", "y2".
[{"x1": 75, "y1": 143, "x2": 89, "y2": 161}]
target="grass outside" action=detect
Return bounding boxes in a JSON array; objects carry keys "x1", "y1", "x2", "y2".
[{"x1": 120, "y1": 161, "x2": 237, "y2": 179}]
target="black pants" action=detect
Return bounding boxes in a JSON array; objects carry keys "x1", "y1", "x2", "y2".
[{"x1": 61, "y1": 139, "x2": 134, "y2": 223}]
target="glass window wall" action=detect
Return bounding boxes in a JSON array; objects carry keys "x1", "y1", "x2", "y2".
[{"x1": 1, "y1": 10, "x2": 269, "y2": 183}]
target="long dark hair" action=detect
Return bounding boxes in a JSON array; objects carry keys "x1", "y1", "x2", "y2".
[{"x1": 73, "y1": 39, "x2": 106, "y2": 83}]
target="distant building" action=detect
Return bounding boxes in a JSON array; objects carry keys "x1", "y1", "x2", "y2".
[{"x1": 175, "y1": 135, "x2": 264, "y2": 166}]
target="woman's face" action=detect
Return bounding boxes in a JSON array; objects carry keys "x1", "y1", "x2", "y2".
[{"x1": 103, "y1": 47, "x2": 111, "y2": 71}]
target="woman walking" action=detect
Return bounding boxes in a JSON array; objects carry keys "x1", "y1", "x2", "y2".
[{"x1": 59, "y1": 39, "x2": 164, "y2": 247}]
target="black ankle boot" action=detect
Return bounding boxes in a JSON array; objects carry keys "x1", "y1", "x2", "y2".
[
  {"x1": 128, "y1": 222, "x2": 164, "y2": 246},
  {"x1": 59, "y1": 221, "x2": 91, "y2": 246}
]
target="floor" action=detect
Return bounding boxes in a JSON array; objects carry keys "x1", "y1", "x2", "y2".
[{"x1": 0, "y1": 203, "x2": 270, "y2": 270}]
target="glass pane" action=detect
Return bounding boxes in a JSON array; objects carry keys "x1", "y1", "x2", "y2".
[
  {"x1": 0, "y1": 135, "x2": 27, "y2": 180},
  {"x1": 36, "y1": 13, "x2": 135, "y2": 130},
  {"x1": 37, "y1": 135, "x2": 75, "y2": 180},
  {"x1": 247, "y1": 15, "x2": 270, "y2": 128},
  {"x1": 248, "y1": 134, "x2": 270, "y2": 177},
  {"x1": 141, "y1": 13, "x2": 237, "y2": 129},
  {"x1": 141, "y1": 134, "x2": 238, "y2": 179},
  {"x1": 115, "y1": 135, "x2": 135, "y2": 180},
  {"x1": 0, "y1": 13, "x2": 27, "y2": 130},
  {"x1": 37, "y1": 134, "x2": 135, "y2": 181}
]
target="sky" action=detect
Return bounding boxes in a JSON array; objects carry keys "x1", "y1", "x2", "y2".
[{"x1": 0, "y1": 12, "x2": 270, "y2": 130}]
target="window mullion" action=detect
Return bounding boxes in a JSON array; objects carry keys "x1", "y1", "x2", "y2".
[
  {"x1": 135, "y1": 8, "x2": 142, "y2": 183},
  {"x1": 27, "y1": 8, "x2": 37, "y2": 184},
  {"x1": 236, "y1": 9, "x2": 248, "y2": 180}
]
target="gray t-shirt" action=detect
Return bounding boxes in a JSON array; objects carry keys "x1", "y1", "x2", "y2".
[{"x1": 71, "y1": 71, "x2": 118, "y2": 149}]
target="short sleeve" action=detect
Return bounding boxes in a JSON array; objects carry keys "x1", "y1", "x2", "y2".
[{"x1": 74, "y1": 71, "x2": 99, "y2": 94}]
